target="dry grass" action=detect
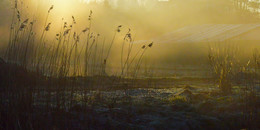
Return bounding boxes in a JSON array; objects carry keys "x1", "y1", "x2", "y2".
[{"x1": 208, "y1": 43, "x2": 239, "y2": 93}]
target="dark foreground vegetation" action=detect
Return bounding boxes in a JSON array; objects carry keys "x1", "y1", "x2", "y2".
[{"x1": 1, "y1": 56, "x2": 260, "y2": 129}]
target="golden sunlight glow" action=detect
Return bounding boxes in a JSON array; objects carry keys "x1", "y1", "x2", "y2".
[
  {"x1": 81, "y1": 0, "x2": 104, "y2": 3},
  {"x1": 1, "y1": 0, "x2": 260, "y2": 76},
  {"x1": 51, "y1": 0, "x2": 82, "y2": 15}
]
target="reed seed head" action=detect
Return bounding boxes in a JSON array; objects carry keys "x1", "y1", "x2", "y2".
[
  {"x1": 23, "y1": 19, "x2": 29, "y2": 24},
  {"x1": 88, "y1": 10, "x2": 93, "y2": 21},
  {"x1": 19, "y1": 24, "x2": 25, "y2": 31},
  {"x1": 48, "y1": 5, "x2": 54, "y2": 13},
  {"x1": 17, "y1": 10, "x2": 21, "y2": 21},
  {"x1": 117, "y1": 25, "x2": 122, "y2": 32},
  {"x1": 72, "y1": 16, "x2": 76, "y2": 24},
  {"x1": 63, "y1": 29, "x2": 71, "y2": 36},
  {"x1": 73, "y1": 32, "x2": 76, "y2": 39},
  {"x1": 19, "y1": 19, "x2": 29, "y2": 31},
  {"x1": 124, "y1": 31, "x2": 132, "y2": 42},
  {"x1": 148, "y1": 42, "x2": 153, "y2": 48},
  {"x1": 82, "y1": 28, "x2": 89, "y2": 33},
  {"x1": 45, "y1": 23, "x2": 51, "y2": 31},
  {"x1": 64, "y1": 22, "x2": 67, "y2": 28}
]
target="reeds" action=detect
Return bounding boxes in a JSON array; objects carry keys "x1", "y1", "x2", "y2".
[
  {"x1": 208, "y1": 43, "x2": 239, "y2": 94},
  {"x1": 2, "y1": 0, "x2": 157, "y2": 115},
  {"x1": 5, "y1": 1, "x2": 154, "y2": 79}
]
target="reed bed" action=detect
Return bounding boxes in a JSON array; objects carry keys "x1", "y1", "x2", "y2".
[
  {"x1": 208, "y1": 43, "x2": 260, "y2": 127},
  {"x1": 2, "y1": 0, "x2": 155, "y2": 115},
  {"x1": 4, "y1": 2, "x2": 153, "y2": 79}
]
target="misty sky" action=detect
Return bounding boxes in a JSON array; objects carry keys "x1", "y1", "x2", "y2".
[{"x1": 1, "y1": 0, "x2": 259, "y2": 40}]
